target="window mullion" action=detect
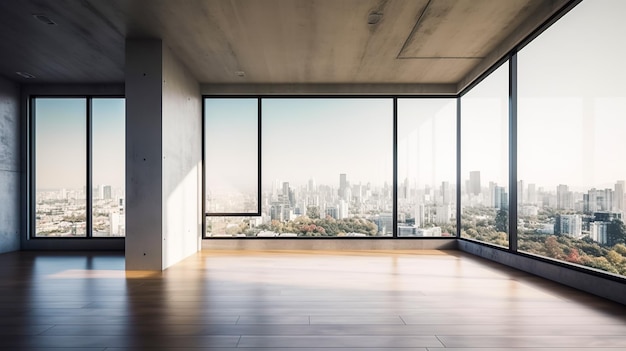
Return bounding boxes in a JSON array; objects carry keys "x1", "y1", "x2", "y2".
[{"x1": 86, "y1": 97, "x2": 93, "y2": 238}]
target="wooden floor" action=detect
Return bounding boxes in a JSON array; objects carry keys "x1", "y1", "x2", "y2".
[{"x1": 1, "y1": 250, "x2": 626, "y2": 350}]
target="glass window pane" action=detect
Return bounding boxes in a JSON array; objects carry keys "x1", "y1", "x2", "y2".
[
  {"x1": 205, "y1": 98, "x2": 259, "y2": 214},
  {"x1": 92, "y1": 98, "x2": 125, "y2": 237},
  {"x1": 461, "y1": 63, "x2": 509, "y2": 247},
  {"x1": 205, "y1": 98, "x2": 393, "y2": 237},
  {"x1": 35, "y1": 98, "x2": 87, "y2": 237},
  {"x1": 397, "y1": 98, "x2": 457, "y2": 237},
  {"x1": 518, "y1": 0, "x2": 626, "y2": 277}
]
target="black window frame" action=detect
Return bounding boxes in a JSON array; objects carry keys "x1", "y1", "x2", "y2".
[
  {"x1": 202, "y1": 95, "x2": 458, "y2": 239},
  {"x1": 28, "y1": 95, "x2": 125, "y2": 240}
]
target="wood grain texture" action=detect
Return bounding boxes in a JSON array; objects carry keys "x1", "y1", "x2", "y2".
[{"x1": 0, "y1": 249, "x2": 625, "y2": 350}]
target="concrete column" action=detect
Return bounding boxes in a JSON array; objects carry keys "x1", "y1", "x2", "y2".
[
  {"x1": 125, "y1": 39, "x2": 202, "y2": 270},
  {"x1": 0, "y1": 77, "x2": 20, "y2": 254},
  {"x1": 125, "y1": 40, "x2": 164, "y2": 270}
]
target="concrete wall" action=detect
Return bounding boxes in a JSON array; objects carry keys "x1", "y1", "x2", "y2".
[
  {"x1": 0, "y1": 77, "x2": 20, "y2": 253},
  {"x1": 125, "y1": 40, "x2": 164, "y2": 269},
  {"x1": 125, "y1": 39, "x2": 201, "y2": 270},
  {"x1": 203, "y1": 238, "x2": 458, "y2": 251},
  {"x1": 459, "y1": 239, "x2": 626, "y2": 305},
  {"x1": 161, "y1": 45, "x2": 202, "y2": 269}
]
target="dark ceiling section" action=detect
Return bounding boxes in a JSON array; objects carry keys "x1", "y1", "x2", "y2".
[
  {"x1": 0, "y1": 1, "x2": 125, "y2": 83},
  {"x1": 0, "y1": 0, "x2": 569, "y2": 87}
]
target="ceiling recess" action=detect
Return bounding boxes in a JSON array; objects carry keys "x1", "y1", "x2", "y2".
[{"x1": 32, "y1": 14, "x2": 56, "y2": 25}]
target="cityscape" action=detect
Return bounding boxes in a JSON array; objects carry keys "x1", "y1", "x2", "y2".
[
  {"x1": 33, "y1": 169, "x2": 626, "y2": 274},
  {"x1": 35, "y1": 185, "x2": 125, "y2": 237},
  {"x1": 206, "y1": 173, "x2": 457, "y2": 237}
]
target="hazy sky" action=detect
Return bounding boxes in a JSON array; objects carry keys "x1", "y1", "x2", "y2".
[
  {"x1": 36, "y1": 0, "x2": 626, "y2": 196},
  {"x1": 398, "y1": 98, "x2": 456, "y2": 189},
  {"x1": 516, "y1": 0, "x2": 626, "y2": 191},
  {"x1": 205, "y1": 98, "x2": 259, "y2": 196},
  {"x1": 262, "y1": 99, "x2": 393, "y2": 189},
  {"x1": 461, "y1": 62, "x2": 509, "y2": 187},
  {"x1": 36, "y1": 98, "x2": 125, "y2": 190}
]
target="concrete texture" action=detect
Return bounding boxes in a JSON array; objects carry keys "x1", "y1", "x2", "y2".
[
  {"x1": 458, "y1": 239, "x2": 626, "y2": 305},
  {"x1": 161, "y1": 45, "x2": 202, "y2": 269},
  {"x1": 125, "y1": 39, "x2": 164, "y2": 270},
  {"x1": 203, "y1": 238, "x2": 458, "y2": 251},
  {"x1": 125, "y1": 39, "x2": 202, "y2": 270},
  {"x1": 0, "y1": 76, "x2": 20, "y2": 253}
]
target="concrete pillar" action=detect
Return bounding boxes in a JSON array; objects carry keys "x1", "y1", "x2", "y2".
[{"x1": 125, "y1": 39, "x2": 202, "y2": 270}]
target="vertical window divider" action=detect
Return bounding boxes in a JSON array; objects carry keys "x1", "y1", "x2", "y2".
[
  {"x1": 509, "y1": 54, "x2": 518, "y2": 252},
  {"x1": 392, "y1": 97, "x2": 398, "y2": 238},
  {"x1": 456, "y1": 97, "x2": 462, "y2": 238},
  {"x1": 29, "y1": 97, "x2": 36, "y2": 239},
  {"x1": 86, "y1": 97, "x2": 93, "y2": 238},
  {"x1": 257, "y1": 97, "x2": 262, "y2": 215},
  {"x1": 201, "y1": 99, "x2": 206, "y2": 236}
]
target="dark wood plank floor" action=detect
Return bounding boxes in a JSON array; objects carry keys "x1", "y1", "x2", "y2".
[{"x1": 1, "y1": 249, "x2": 626, "y2": 350}]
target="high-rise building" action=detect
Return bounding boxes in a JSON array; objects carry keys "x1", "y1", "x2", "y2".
[
  {"x1": 103, "y1": 185, "x2": 112, "y2": 200},
  {"x1": 590, "y1": 221, "x2": 609, "y2": 245},
  {"x1": 527, "y1": 183, "x2": 537, "y2": 205},
  {"x1": 415, "y1": 203, "x2": 425, "y2": 228},
  {"x1": 469, "y1": 171, "x2": 481, "y2": 196},
  {"x1": 517, "y1": 180, "x2": 524, "y2": 205},
  {"x1": 554, "y1": 214, "x2": 582, "y2": 238},
  {"x1": 441, "y1": 181, "x2": 450, "y2": 205},
  {"x1": 338, "y1": 200, "x2": 349, "y2": 220},
  {"x1": 339, "y1": 173, "x2": 348, "y2": 199},
  {"x1": 615, "y1": 181, "x2": 625, "y2": 213},
  {"x1": 435, "y1": 204, "x2": 451, "y2": 224},
  {"x1": 308, "y1": 178, "x2": 316, "y2": 192},
  {"x1": 557, "y1": 184, "x2": 573, "y2": 210},
  {"x1": 494, "y1": 186, "x2": 507, "y2": 210}
]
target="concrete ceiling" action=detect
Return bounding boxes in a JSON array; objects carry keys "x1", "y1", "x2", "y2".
[{"x1": 0, "y1": 0, "x2": 571, "y2": 92}]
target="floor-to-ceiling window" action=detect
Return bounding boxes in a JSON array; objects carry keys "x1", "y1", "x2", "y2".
[
  {"x1": 33, "y1": 97, "x2": 125, "y2": 238},
  {"x1": 460, "y1": 63, "x2": 509, "y2": 247},
  {"x1": 205, "y1": 97, "x2": 396, "y2": 237},
  {"x1": 517, "y1": 0, "x2": 626, "y2": 276},
  {"x1": 397, "y1": 98, "x2": 457, "y2": 237}
]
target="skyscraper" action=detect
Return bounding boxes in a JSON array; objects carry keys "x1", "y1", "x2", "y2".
[
  {"x1": 469, "y1": 171, "x2": 481, "y2": 196},
  {"x1": 614, "y1": 181, "x2": 624, "y2": 213},
  {"x1": 557, "y1": 184, "x2": 573, "y2": 210},
  {"x1": 103, "y1": 185, "x2": 112, "y2": 200},
  {"x1": 441, "y1": 181, "x2": 450, "y2": 205},
  {"x1": 339, "y1": 173, "x2": 348, "y2": 200},
  {"x1": 527, "y1": 183, "x2": 537, "y2": 204}
]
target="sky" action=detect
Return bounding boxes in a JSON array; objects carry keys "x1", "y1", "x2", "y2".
[
  {"x1": 36, "y1": 98, "x2": 125, "y2": 190},
  {"x1": 35, "y1": 0, "x2": 626, "y2": 195}
]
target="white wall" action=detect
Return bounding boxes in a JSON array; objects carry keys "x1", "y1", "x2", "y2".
[
  {"x1": 161, "y1": 45, "x2": 202, "y2": 269},
  {"x1": 0, "y1": 76, "x2": 20, "y2": 253}
]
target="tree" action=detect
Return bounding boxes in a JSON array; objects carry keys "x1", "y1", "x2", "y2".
[
  {"x1": 545, "y1": 236, "x2": 564, "y2": 259},
  {"x1": 607, "y1": 219, "x2": 626, "y2": 247},
  {"x1": 606, "y1": 250, "x2": 624, "y2": 266},
  {"x1": 306, "y1": 206, "x2": 320, "y2": 219},
  {"x1": 495, "y1": 210, "x2": 508, "y2": 233},
  {"x1": 565, "y1": 248, "x2": 581, "y2": 264}
]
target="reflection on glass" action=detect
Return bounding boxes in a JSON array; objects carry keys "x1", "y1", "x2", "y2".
[
  {"x1": 35, "y1": 98, "x2": 87, "y2": 237},
  {"x1": 397, "y1": 99, "x2": 457, "y2": 237},
  {"x1": 92, "y1": 98, "x2": 125, "y2": 237},
  {"x1": 518, "y1": 0, "x2": 626, "y2": 276},
  {"x1": 205, "y1": 98, "x2": 393, "y2": 237},
  {"x1": 205, "y1": 99, "x2": 258, "y2": 214},
  {"x1": 461, "y1": 63, "x2": 509, "y2": 247}
]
